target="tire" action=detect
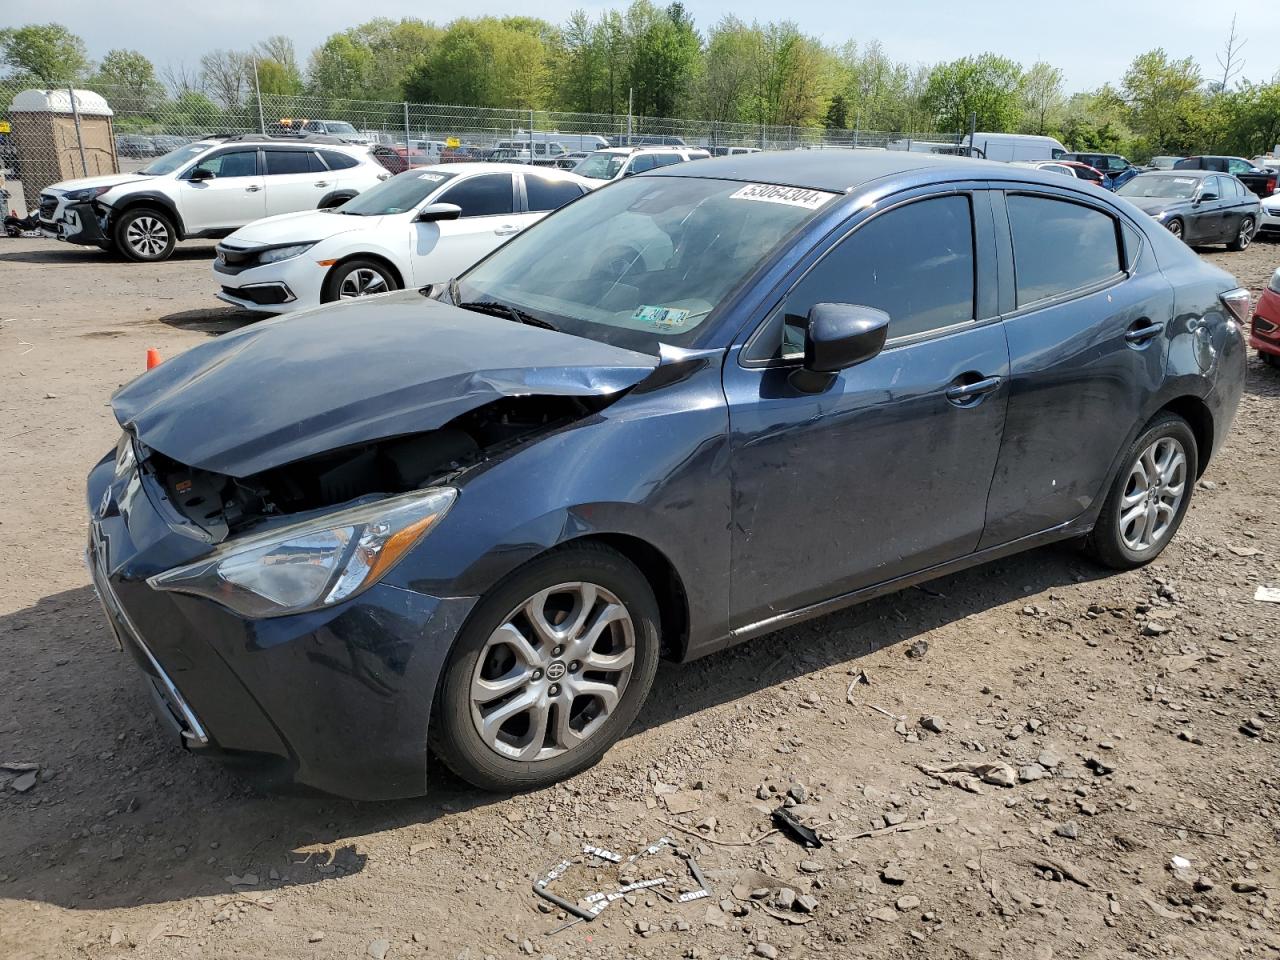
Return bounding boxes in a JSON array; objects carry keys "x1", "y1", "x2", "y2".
[
  {"x1": 321, "y1": 258, "x2": 400, "y2": 302},
  {"x1": 1084, "y1": 413, "x2": 1198, "y2": 570},
  {"x1": 430, "y1": 543, "x2": 661, "y2": 792},
  {"x1": 1228, "y1": 216, "x2": 1255, "y2": 251},
  {"x1": 1262, "y1": 351, "x2": 1280, "y2": 369},
  {"x1": 1165, "y1": 217, "x2": 1185, "y2": 242},
  {"x1": 113, "y1": 207, "x2": 176, "y2": 262}
]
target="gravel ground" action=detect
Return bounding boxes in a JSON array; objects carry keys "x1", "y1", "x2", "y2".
[{"x1": 1, "y1": 235, "x2": 1278, "y2": 960}]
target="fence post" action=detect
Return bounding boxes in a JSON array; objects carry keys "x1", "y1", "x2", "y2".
[
  {"x1": 252, "y1": 58, "x2": 265, "y2": 134},
  {"x1": 529, "y1": 109, "x2": 534, "y2": 159},
  {"x1": 404, "y1": 102, "x2": 411, "y2": 146},
  {"x1": 67, "y1": 86, "x2": 88, "y2": 177},
  {"x1": 626, "y1": 89, "x2": 633, "y2": 146},
  {"x1": 967, "y1": 111, "x2": 977, "y2": 158}
]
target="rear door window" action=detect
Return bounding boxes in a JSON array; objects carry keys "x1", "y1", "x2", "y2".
[
  {"x1": 438, "y1": 174, "x2": 515, "y2": 217},
  {"x1": 652, "y1": 154, "x2": 683, "y2": 167},
  {"x1": 524, "y1": 175, "x2": 585, "y2": 212},
  {"x1": 264, "y1": 150, "x2": 314, "y2": 175},
  {"x1": 776, "y1": 194, "x2": 976, "y2": 351},
  {"x1": 1007, "y1": 194, "x2": 1122, "y2": 305}
]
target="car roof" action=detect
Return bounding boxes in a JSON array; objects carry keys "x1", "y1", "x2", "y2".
[
  {"x1": 647, "y1": 150, "x2": 1015, "y2": 192},
  {"x1": 413, "y1": 162, "x2": 580, "y2": 176},
  {"x1": 1135, "y1": 168, "x2": 1214, "y2": 179}
]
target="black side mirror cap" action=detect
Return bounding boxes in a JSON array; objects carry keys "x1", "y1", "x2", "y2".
[
  {"x1": 416, "y1": 202, "x2": 462, "y2": 222},
  {"x1": 187, "y1": 167, "x2": 214, "y2": 182},
  {"x1": 804, "y1": 303, "x2": 890, "y2": 374},
  {"x1": 1199, "y1": 192, "x2": 1218, "y2": 202}
]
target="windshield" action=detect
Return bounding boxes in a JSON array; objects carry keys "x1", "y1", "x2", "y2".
[
  {"x1": 336, "y1": 169, "x2": 455, "y2": 215},
  {"x1": 1119, "y1": 175, "x2": 1199, "y2": 199},
  {"x1": 453, "y1": 176, "x2": 836, "y2": 354},
  {"x1": 574, "y1": 152, "x2": 627, "y2": 180},
  {"x1": 137, "y1": 143, "x2": 209, "y2": 176}
]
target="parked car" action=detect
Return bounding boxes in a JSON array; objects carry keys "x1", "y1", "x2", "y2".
[
  {"x1": 1011, "y1": 159, "x2": 1106, "y2": 188},
  {"x1": 962, "y1": 132, "x2": 1067, "y2": 162},
  {"x1": 88, "y1": 151, "x2": 1247, "y2": 798},
  {"x1": 572, "y1": 146, "x2": 710, "y2": 184},
  {"x1": 369, "y1": 144, "x2": 433, "y2": 174},
  {"x1": 37, "y1": 135, "x2": 388, "y2": 261},
  {"x1": 115, "y1": 134, "x2": 158, "y2": 159},
  {"x1": 1117, "y1": 170, "x2": 1260, "y2": 249},
  {"x1": 1145, "y1": 156, "x2": 1183, "y2": 171},
  {"x1": 1250, "y1": 268, "x2": 1280, "y2": 368},
  {"x1": 1175, "y1": 156, "x2": 1278, "y2": 198},
  {"x1": 213, "y1": 163, "x2": 591, "y2": 313},
  {"x1": 555, "y1": 151, "x2": 589, "y2": 170},
  {"x1": 1259, "y1": 192, "x2": 1280, "y2": 238},
  {"x1": 300, "y1": 120, "x2": 370, "y2": 145},
  {"x1": 150, "y1": 134, "x2": 194, "y2": 154},
  {"x1": 1057, "y1": 152, "x2": 1139, "y2": 190},
  {"x1": 606, "y1": 134, "x2": 687, "y2": 147},
  {"x1": 708, "y1": 146, "x2": 762, "y2": 157}
]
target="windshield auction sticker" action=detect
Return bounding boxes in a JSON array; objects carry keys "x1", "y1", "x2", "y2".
[
  {"x1": 729, "y1": 184, "x2": 836, "y2": 209},
  {"x1": 633, "y1": 305, "x2": 691, "y2": 329}
]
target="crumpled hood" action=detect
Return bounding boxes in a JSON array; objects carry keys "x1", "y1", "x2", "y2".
[
  {"x1": 1125, "y1": 196, "x2": 1190, "y2": 216},
  {"x1": 47, "y1": 172, "x2": 147, "y2": 194},
  {"x1": 221, "y1": 209, "x2": 384, "y2": 249},
  {"x1": 112, "y1": 291, "x2": 659, "y2": 477}
]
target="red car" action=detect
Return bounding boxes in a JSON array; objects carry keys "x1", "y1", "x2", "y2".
[
  {"x1": 1252, "y1": 268, "x2": 1280, "y2": 368},
  {"x1": 1058, "y1": 160, "x2": 1108, "y2": 188}
]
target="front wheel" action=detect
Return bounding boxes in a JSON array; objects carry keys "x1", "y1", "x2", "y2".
[
  {"x1": 430, "y1": 543, "x2": 661, "y2": 792},
  {"x1": 321, "y1": 258, "x2": 400, "y2": 302},
  {"x1": 1084, "y1": 413, "x2": 1197, "y2": 569},
  {"x1": 1165, "y1": 217, "x2": 1185, "y2": 242},
  {"x1": 1228, "y1": 216, "x2": 1255, "y2": 251},
  {"x1": 114, "y1": 207, "x2": 176, "y2": 262}
]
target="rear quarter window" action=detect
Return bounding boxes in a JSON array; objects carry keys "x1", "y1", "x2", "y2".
[
  {"x1": 1007, "y1": 194, "x2": 1122, "y2": 305},
  {"x1": 319, "y1": 150, "x2": 359, "y2": 171}
]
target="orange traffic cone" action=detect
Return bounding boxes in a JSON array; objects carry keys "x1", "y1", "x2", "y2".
[{"x1": 146, "y1": 348, "x2": 161, "y2": 370}]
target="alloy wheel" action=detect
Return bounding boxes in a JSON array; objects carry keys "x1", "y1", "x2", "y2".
[
  {"x1": 469, "y1": 581, "x2": 635, "y2": 762},
  {"x1": 1167, "y1": 219, "x2": 1183, "y2": 239},
  {"x1": 338, "y1": 267, "x2": 388, "y2": 298},
  {"x1": 1117, "y1": 437, "x2": 1187, "y2": 552},
  {"x1": 125, "y1": 216, "x2": 169, "y2": 257},
  {"x1": 1237, "y1": 218, "x2": 1254, "y2": 250}
]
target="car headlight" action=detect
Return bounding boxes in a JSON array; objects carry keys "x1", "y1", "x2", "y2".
[
  {"x1": 1270, "y1": 268, "x2": 1280, "y2": 295},
  {"x1": 148, "y1": 487, "x2": 456, "y2": 618},
  {"x1": 63, "y1": 185, "x2": 113, "y2": 202},
  {"x1": 256, "y1": 242, "x2": 316, "y2": 266}
]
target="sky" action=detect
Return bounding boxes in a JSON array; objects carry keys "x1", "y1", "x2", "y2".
[{"x1": 3, "y1": 0, "x2": 1279, "y2": 94}]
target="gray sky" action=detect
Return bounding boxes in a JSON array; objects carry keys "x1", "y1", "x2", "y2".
[{"x1": 4, "y1": 0, "x2": 1278, "y2": 93}]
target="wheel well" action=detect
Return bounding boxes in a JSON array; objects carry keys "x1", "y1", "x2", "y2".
[
  {"x1": 577, "y1": 533, "x2": 690, "y2": 662},
  {"x1": 1159, "y1": 396, "x2": 1214, "y2": 476},
  {"x1": 325, "y1": 253, "x2": 405, "y2": 294},
  {"x1": 110, "y1": 198, "x2": 184, "y2": 239}
]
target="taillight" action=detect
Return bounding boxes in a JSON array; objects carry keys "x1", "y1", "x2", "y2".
[
  {"x1": 1220, "y1": 288, "x2": 1251, "y2": 325},
  {"x1": 1268, "y1": 173, "x2": 1277, "y2": 195}
]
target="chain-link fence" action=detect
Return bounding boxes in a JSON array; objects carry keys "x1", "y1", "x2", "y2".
[{"x1": 1, "y1": 80, "x2": 964, "y2": 215}]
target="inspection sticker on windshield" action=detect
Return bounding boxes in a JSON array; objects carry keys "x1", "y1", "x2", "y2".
[
  {"x1": 417, "y1": 173, "x2": 446, "y2": 181},
  {"x1": 633, "y1": 305, "x2": 691, "y2": 329},
  {"x1": 1173, "y1": 177, "x2": 1196, "y2": 185},
  {"x1": 729, "y1": 184, "x2": 835, "y2": 209}
]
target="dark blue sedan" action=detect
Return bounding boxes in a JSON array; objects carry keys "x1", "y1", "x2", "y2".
[{"x1": 88, "y1": 152, "x2": 1248, "y2": 798}]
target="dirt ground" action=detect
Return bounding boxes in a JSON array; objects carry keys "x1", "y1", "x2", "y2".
[{"x1": 1, "y1": 234, "x2": 1278, "y2": 960}]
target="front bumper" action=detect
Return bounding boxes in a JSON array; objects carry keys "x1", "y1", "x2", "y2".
[
  {"x1": 1259, "y1": 207, "x2": 1280, "y2": 235},
  {"x1": 213, "y1": 257, "x2": 321, "y2": 314},
  {"x1": 86, "y1": 452, "x2": 477, "y2": 799},
  {"x1": 1252, "y1": 289, "x2": 1280, "y2": 357},
  {"x1": 39, "y1": 198, "x2": 108, "y2": 246}
]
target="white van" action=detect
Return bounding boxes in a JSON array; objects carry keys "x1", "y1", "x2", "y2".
[{"x1": 964, "y1": 133, "x2": 1067, "y2": 163}]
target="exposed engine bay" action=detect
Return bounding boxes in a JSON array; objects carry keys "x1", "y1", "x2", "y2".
[{"x1": 142, "y1": 395, "x2": 612, "y2": 541}]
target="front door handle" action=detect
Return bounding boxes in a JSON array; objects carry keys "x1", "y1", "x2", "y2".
[
  {"x1": 314, "y1": 180, "x2": 330, "y2": 187},
  {"x1": 1124, "y1": 319, "x2": 1165, "y2": 345},
  {"x1": 494, "y1": 225, "x2": 520, "y2": 236},
  {"x1": 945, "y1": 375, "x2": 1003, "y2": 406},
  {"x1": 245, "y1": 185, "x2": 262, "y2": 193}
]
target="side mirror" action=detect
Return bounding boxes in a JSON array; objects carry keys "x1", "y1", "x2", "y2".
[
  {"x1": 416, "y1": 202, "x2": 462, "y2": 222},
  {"x1": 803, "y1": 303, "x2": 890, "y2": 374},
  {"x1": 187, "y1": 167, "x2": 214, "y2": 182},
  {"x1": 1198, "y1": 191, "x2": 1218, "y2": 203}
]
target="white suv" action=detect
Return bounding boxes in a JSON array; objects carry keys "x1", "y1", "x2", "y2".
[
  {"x1": 572, "y1": 146, "x2": 711, "y2": 185},
  {"x1": 37, "y1": 135, "x2": 388, "y2": 262}
]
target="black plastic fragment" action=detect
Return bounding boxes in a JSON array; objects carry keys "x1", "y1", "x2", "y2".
[{"x1": 771, "y1": 806, "x2": 823, "y2": 848}]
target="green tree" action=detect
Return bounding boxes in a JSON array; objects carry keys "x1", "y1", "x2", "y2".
[
  {"x1": 405, "y1": 18, "x2": 550, "y2": 108},
  {"x1": 1216, "y1": 81, "x2": 1280, "y2": 157},
  {"x1": 253, "y1": 36, "x2": 303, "y2": 95},
  {"x1": 93, "y1": 49, "x2": 164, "y2": 105},
  {"x1": 695, "y1": 16, "x2": 756, "y2": 123},
  {"x1": 199, "y1": 49, "x2": 250, "y2": 107},
  {"x1": 346, "y1": 18, "x2": 441, "y2": 100},
  {"x1": 922, "y1": 53, "x2": 1024, "y2": 132},
  {"x1": 307, "y1": 34, "x2": 374, "y2": 100},
  {"x1": 1020, "y1": 61, "x2": 1064, "y2": 135},
  {"x1": 746, "y1": 22, "x2": 838, "y2": 129},
  {"x1": 1119, "y1": 49, "x2": 1206, "y2": 154},
  {"x1": 0, "y1": 22, "x2": 90, "y2": 83},
  {"x1": 626, "y1": 2, "x2": 702, "y2": 118}
]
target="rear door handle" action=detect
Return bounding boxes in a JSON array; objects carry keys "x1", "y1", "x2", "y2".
[
  {"x1": 314, "y1": 180, "x2": 330, "y2": 187},
  {"x1": 1125, "y1": 319, "x2": 1165, "y2": 344},
  {"x1": 494, "y1": 225, "x2": 520, "y2": 236},
  {"x1": 946, "y1": 375, "x2": 1003, "y2": 405},
  {"x1": 245, "y1": 185, "x2": 262, "y2": 193}
]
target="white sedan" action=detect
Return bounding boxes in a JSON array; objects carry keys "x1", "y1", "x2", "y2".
[{"x1": 212, "y1": 163, "x2": 592, "y2": 314}]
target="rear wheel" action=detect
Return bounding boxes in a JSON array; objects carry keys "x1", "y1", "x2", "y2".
[
  {"x1": 1084, "y1": 413, "x2": 1197, "y2": 569},
  {"x1": 1228, "y1": 216, "x2": 1255, "y2": 251},
  {"x1": 1262, "y1": 351, "x2": 1280, "y2": 369},
  {"x1": 430, "y1": 543, "x2": 661, "y2": 792},
  {"x1": 114, "y1": 207, "x2": 176, "y2": 262},
  {"x1": 321, "y1": 258, "x2": 400, "y2": 302}
]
